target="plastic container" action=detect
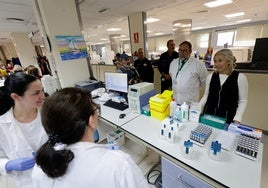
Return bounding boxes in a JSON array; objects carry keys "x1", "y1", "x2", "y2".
[
  {"x1": 181, "y1": 102, "x2": 189, "y2": 122},
  {"x1": 174, "y1": 105, "x2": 182, "y2": 122},
  {"x1": 167, "y1": 127, "x2": 175, "y2": 143},
  {"x1": 200, "y1": 114, "x2": 226, "y2": 129},
  {"x1": 160, "y1": 124, "x2": 168, "y2": 140},
  {"x1": 189, "y1": 102, "x2": 201, "y2": 123},
  {"x1": 169, "y1": 98, "x2": 177, "y2": 117},
  {"x1": 149, "y1": 90, "x2": 173, "y2": 120}
]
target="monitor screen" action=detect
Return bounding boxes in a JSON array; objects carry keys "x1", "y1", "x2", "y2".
[
  {"x1": 252, "y1": 37, "x2": 268, "y2": 62},
  {"x1": 104, "y1": 72, "x2": 128, "y2": 93}
]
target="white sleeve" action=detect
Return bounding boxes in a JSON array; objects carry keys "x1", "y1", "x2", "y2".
[
  {"x1": 118, "y1": 154, "x2": 150, "y2": 188},
  {"x1": 0, "y1": 139, "x2": 9, "y2": 175},
  {"x1": 0, "y1": 157, "x2": 9, "y2": 175},
  {"x1": 199, "y1": 73, "x2": 212, "y2": 112},
  {"x1": 199, "y1": 61, "x2": 208, "y2": 87},
  {"x1": 233, "y1": 73, "x2": 248, "y2": 123},
  {"x1": 169, "y1": 59, "x2": 176, "y2": 78}
]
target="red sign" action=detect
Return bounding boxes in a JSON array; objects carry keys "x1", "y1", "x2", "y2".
[{"x1": 134, "y1": 32, "x2": 139, "y2": 43}]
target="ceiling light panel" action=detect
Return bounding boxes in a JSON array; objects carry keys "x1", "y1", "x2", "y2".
[
  {"x1": 204, "y1": 0, "x2": 233, "y2": 8},
  {"x1": 106, "y1": 28, "x2": 121, "y2": 31},
  {"x1": 236, "y1": 19, "x2": 251, "y2": 23},
  {"x1": 225, "y1": 12, "x2": 245, "y2": 18},
  {"x1": 145, "y1": 18, "x2": 159, "y2": 23}
]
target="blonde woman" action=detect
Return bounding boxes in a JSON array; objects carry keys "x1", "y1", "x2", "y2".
[{"x1": 199, "y1": 49, "x2": 248, "y2": 124}]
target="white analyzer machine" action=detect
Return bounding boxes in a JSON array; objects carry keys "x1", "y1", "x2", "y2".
[
  {"x1": 128, "y1": 82, "x2": 154, "y2": 98},
  {"x1": 128, "y1": 82, "x2": 156, "y2": 114}
]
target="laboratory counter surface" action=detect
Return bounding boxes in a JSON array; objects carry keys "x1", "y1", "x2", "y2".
[
  {"x1": 94, "y1": 98, "x2": 139, "y2": 127},
  {"x1": 97, "y1": 102, "x2": 263, "y2": 188},
  {"x1": 120, "y1": 115, "x2": 263, "y2": 188}
]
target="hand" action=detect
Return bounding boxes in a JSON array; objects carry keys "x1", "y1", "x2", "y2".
[
  {"x1": 233, "y1": 120, "x2": 240, "y2": 124},
  {"x1": 128, "y1": 78, "x2": 134, "y2": 85},
  {"x1": 164, "y1": 74, "x2": 171, "y2": 80},
  {"x1": 5, "y1": 157, "x2": 35, "y2": 172}
]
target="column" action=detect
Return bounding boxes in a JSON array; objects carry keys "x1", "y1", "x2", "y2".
[
  {"x1": 32, "y1": 0, "x2": 90, "y2": 88},
  {"x1": 109, "y1": 34, "x2": 122, "y2": 54},
  {"x1": 4, "y1": 42, "x2": 18, "y2": 59},
  {"x1": 128, "y1": 12, "x2": 147, "y2": 55},
  {"x1": 173, "y1": 19, "x2": 192, "y2": 45},
  {"x1": 11, "y1": 32, "x2": 37, "y2": 67}
]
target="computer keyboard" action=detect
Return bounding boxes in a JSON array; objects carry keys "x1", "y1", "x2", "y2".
[{"x1": 103, "y1": 99, "x2": 128, "y2": 111}]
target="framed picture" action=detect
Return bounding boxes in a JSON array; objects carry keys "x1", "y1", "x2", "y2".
[{"x1": 55, "y1": 35, "x2": 88, "y2": 61}]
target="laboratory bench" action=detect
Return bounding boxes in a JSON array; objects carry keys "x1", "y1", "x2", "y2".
[
  {"x1": 95, "y1": 98, "x2": 264, "y2": 188},
  {"x1": 92, "y1": 63, "x2": 268, "y2": 132}
]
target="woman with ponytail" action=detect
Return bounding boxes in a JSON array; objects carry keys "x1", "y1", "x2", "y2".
[{"x1": 32, "y1": 87, "x2": 149, "y2": 188}]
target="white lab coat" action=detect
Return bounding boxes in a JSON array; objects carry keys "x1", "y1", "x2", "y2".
[
  {"x1": 169, "y1": 56, "x2": 207, "y2": 104},
  {"x1": 32, "y1": 142, "x2": 150, "y2": 188},
  {"x1": 0, "y1": 108, "x2": 48, "y2": 188}
]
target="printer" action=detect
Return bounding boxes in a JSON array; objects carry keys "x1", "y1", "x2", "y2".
[
  {"x1": 128, "y1": 82, "x2": 156, "y2": 114},
  {"x1": 75, "y1": 80, "x2": 103, "y2": 92}
]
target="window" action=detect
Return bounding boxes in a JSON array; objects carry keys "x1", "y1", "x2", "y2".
[
  {"x1": 216, "y1": 30, "x2": 235, "y2": 47},
  {"x1": 234, "y1": 25, "x2": 262, "y2": 46}
]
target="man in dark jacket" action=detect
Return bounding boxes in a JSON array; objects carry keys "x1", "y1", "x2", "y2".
[
  {"x1": 134, "y1": 48, "x2": 154, "y2": 83},
  {"x1": 158, "y1": 39, "x2": 178, "y2": 93}
]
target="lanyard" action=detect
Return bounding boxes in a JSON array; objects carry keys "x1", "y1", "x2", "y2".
[{"x1": 175, "y1": 58, "x2": 188, "y2": 79}]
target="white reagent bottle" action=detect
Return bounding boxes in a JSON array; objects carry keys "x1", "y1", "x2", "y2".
[
  {"x1": 181, "y1": 102, "x2": 189, "y2": 122},
  {"x1": 169, "y1": 98, "x2": 177, "y2": 118}
]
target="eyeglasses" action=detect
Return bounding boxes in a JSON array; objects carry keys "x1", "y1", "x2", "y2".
[{"x1": 179, "y1": 49, "x2": 189, "y2": 52}]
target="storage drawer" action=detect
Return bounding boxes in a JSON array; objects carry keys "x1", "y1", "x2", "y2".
[{"x1": 161, "y1": 157, "x2": 213, "y2": 188}]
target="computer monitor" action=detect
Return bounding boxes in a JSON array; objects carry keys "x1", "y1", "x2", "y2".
[
  {"x1": 104, "y1": 72, "x2": 128, "y2": 94},
  {"x1": 252, "y1": 37, "x2": 268, "y2": 62}
]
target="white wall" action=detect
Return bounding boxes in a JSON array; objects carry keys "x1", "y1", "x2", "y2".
[
  {"x1": 34, "y1": 0, "x2": 90, "y2": 88},
  {"x1": 242, "y1": 73, "x2": 268, "y2": 131}
]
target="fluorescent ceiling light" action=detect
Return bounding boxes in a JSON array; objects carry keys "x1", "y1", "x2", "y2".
[
  {"x1": 173, "y1": 23, "x2": 182, "y2": 27},
  {"x1": 100, "y1": 38, "x2": 108, "y2": 41},
  {"x1": 120, "y1": 35, "x2": 127, "y2": 37},
  {"x1": 192, "y1": 27, "x2": 204, "y2": 30},
  {"x1": 154, "y1": 33, "x2": 164, "y2": 36},
  {"x1": 181, "y1": 24, "x2": 192, "y2": 27},
  {"x1": 145, "y1": 18, "x2": 159, "y2": 23},
  {"x1": 106, "y1": 28, "x2": 121, "y2": 31},
  {"x1": 225, "y1": 12, "x2": 245, "y2": 18},
  {"x1": 204, "y1": 0, "x2": 232, "y2": 8},
  {"x1": 236, "y1": 19, "x2": 251, "y2": 23}
]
